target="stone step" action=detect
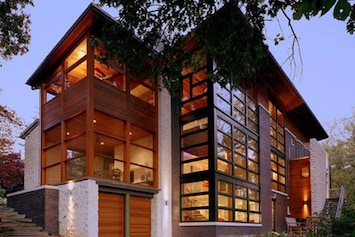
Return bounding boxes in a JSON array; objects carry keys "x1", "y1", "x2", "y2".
[{"x1": 0, "y1": 222, "x2": 37, "y2": 228}]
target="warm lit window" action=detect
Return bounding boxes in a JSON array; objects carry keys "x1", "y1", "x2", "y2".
[
  {"x1": 269, "y1": 101, "x2": 285, "y2": 152},
  {"x1": 271, "y1": 151, "x2": 286, "y2": 192},
  {"x1": 94, "y1": 45, "x2": 126, "y2": 91},
  {"x1": 216, "y1": 117, "x2": 259, "y2": 184},
  {"x1": 64, "y1": 38, "x2": 87, "y2": 88},
  {"x1": 181, "y1": 117, "x2": 209, "y2": 174},
  {"x1": 181, "y1": 180, "x2": 209, "y2": 221},
  {"x1": 216, "y1": 83, "x2": 258, "y2": 133},
  {"x1": 181, "y1": 52, "x2": 208, "y2": 115},
  {"x1": 235, "y1": 185, "x2": 260, "y2": 223},
  {"x1": 129, "y1": 74, "x2": 155, "y2": 106}
]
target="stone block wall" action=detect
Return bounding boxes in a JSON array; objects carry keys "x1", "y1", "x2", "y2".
[
  {"x1": 309, "y1": 138, "x2": 329, "y2": 214},
  {"x1": 58, "y1": 179, "x2": 99, "y2": 237},
  {"x1": 152, "y1": 88, "x2": 172, "y2": 237},
  {"x1": 22, "y1": 120, "x2": 41, "y2": 190}
]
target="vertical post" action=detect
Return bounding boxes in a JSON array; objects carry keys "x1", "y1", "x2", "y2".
[{"x1": 125, "y1": 194, "x2": 130, "y2": 237}]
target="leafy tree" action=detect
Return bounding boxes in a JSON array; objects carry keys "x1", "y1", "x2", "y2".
[
  {"x1": 323, "y1": 108, "x2": 355, "y2": 207},
  {"x1": 0, "y1": 0, "x2": 33, "y2": 67},
  {"x1": 95, "y1": 0, "x2": 355, "y2": 93},
  {"x1": 0, "y1": 92, "x2": 24, "y2": 155},
  {"x1": 0, "y1": 152, "x2": 24, "y2": 194}
]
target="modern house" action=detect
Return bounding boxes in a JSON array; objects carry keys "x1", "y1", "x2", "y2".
[{"x1": 9, "y1": 3, "x2": 330, "y2": 237}]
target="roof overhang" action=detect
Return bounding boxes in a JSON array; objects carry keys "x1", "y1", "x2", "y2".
[
  {"x1": 26, "y1": 3, "x2": 117, "y2": 88},
  {"x1": 264, "y1": 52, "x2": 328, "y2": 141}
]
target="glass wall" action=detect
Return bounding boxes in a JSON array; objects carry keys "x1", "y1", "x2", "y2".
[
  {"x1": 44, "y1": 38, "x2": 88, "y2": 103},
  {"x1": 269, "y1": 101, "x2": 286, "y2": 192},
  {"x1": 179, "y1": 53, "x2": 260, "y2": 223}
]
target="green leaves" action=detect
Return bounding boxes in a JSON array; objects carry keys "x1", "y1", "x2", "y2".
[
  {"x1": 333, "y1": 0, "x2": 351, "y2": 20},
  {"x1": 0, "y1": 0, "x2": 33, "y2": 67}
]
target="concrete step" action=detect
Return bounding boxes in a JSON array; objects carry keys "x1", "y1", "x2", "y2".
[{"x1": 0, "y1": 205, "x2": 58, "y2": 237}]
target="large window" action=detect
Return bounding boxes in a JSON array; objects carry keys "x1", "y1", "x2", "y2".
[
  {"x1": 216, "y1": 83, "x2": 258, "y2": 134},
  {"x1": 181, "y1": 53, "x2": 208, "y2": 115},
  {"x1": 217, "y1": 118, "x2": 259, "y2": 184},
  {"x1": 44, "y1": 38, "x2": 88, "y2": 103},
  {"x1": 269, "y1": 101, "x2": 286, "y2": 192},
  {"x1": 271, "y1": 151, "x2": 286, "y2": 192}
]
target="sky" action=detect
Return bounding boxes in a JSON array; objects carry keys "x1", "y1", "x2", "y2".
[{"x1": 0, "y1": 0, "x2": 354, "y2": 151}]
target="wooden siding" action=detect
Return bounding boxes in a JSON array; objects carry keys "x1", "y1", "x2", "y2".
[
  {"x1": 94, "y1": 79, "x2": 157, "y2": 131},
  {"x1": 130, "y1": 196, "x2": 151, "y2": 237},
  {"x1": 42, "y1": 79, "x2": 87, "y2": 130},
  {"x1": 289, "y1": 158, "x2": 311, "y2": 219},
  {"x1": 99, "y1": 192, "x2": 124, "y2": 237}
]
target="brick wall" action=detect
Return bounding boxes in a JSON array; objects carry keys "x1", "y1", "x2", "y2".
[{"x1": 7, "y1": 186, "x2": 59, "y2": 235}]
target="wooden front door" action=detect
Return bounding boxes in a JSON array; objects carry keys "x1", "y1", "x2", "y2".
[{"x1": 99, "y1": 192, "x2": 124, "y2": 237}]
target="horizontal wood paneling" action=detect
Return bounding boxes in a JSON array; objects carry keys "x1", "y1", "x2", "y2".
[
  {"x1": 94, "y1": 79, "x2": 128, "y2": 120},
  {"x1": 289, "y1": 158, "x2": 311, "y2": 219},
  {"x1": 63, "y1": 79, "x2": 87, "y2": 118},
  {"x1": 42, "y1": 96, "x2": 62, "y2": 130},
  {"x1": 99, "y1": 192, "x2": 124, "y2": 237},
  {"x1": 94, "y1": 79, "x2": 157, "y2": 131},
  {"x1": 130, "y1": 196, "x2": 151, "y2": 237}
]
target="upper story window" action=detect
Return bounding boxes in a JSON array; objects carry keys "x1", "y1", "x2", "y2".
[
  {"x1": 44, "y1": 38, "x2": 88, "y2": 103},
  {"x1": 216, "y1": 117, "x2": 259, "y2": 184},
  {"x1": 216, "y1": 83, "x2": 258, "y2": 134},
  {"x1": 94, "y1": 45, "x2": 126, "y2": 91},
  {"x1": 129, "y1": 69, "x2": 156, "y2": 106},
  {"x1": 268, "y1": 101, "x2": 285, "y2": 153},
  {"x1": 181, "y1": 53, "x2": 208, "y2": 115}
]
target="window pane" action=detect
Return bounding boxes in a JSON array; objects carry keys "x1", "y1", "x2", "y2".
[
  {"x1": 182, "y1": 159, "x2": 208, "y2": 174},
  {"x1": 45, "y1": 144, "x2": 61, "y2": 166},
  {"x1": 218, "y1": 181, "x2": 232, "y2": 194},
  {"x1": 218, "y1": 195, "x2": 232, "y2": 208},
  {"x1": 218, "y1": 209, "x2": 232, "y2": 221},
  {"x1": 45, "y1": 165, "x2": 61, "y2": 185},
  {"x1": 44, "y1": 124, "x2": 61, "y2": 147},
  {"x1": 65, "y1": 38, "x2": 87, "y2": 69},
  {"x1": 182, "y1": 117, "x2": 208, "y2": 135},
  {"x1": 94, "y1": 112, "x2": 125, "y2": 139},
  {"x1": 182, "y1": 195, "x2": 209, "y2": 208},
  {"x1": 130, "y1": 145, "x2": 153, "y2": 168},
  {"x1": 182, "y1": 145, "x2": 208, "y2": 160},
  {"x1": 66, "y1": 113, "x2": 86, "y2": 139},
  {"x1": 130, "y1": 164, "x2": 153, "y2": 186},
  {"x1": 235, "y1": 211, "x2": 247, "y2": 222},
  {"x1": 217, "y1": 159, "x2": 232, "y2": 174},
  {"x1": 95, "y1": 134, "x2": 124, "y2": 159},
  {"x1": 66, "y1": 157, "x2": 86, "y2": 179},
  {"x1": 66, "y1": 60, "x2": 87, "y2": 86},
  {"x1": 181, "y1": 130, "x2": 208, "y2": 148},
  {"x1": 94, "y1": 155, "x2": 124, "y2": 181},
  {"x1": 182, "y1": 210, "x2": 209, "y2": 222},
  {"x1": 182, "y1": 181, "x2": 209, "y2": 194}
]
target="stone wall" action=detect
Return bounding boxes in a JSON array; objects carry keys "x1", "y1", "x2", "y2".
[
  {"x1": 58, "y1": 179, "x2": 99, "y2": 237},
  {"x1": 7, "y1": 186, "x2": 59, "y2": 235},
  {"x1": 309, "y1": 138, "x2": 329, "y2": 215},
  {"x1": 22, "y1": 120, "x2": 41, "y2": 190},
  {"x1": 151, "y1": 88, "x2": 172, "y2": 237}
]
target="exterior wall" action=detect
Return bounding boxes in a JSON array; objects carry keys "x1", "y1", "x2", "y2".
[
  {"x1": 309, "y1": 138, "x2": 329, "y2": 215},
  {"x1": 7, "y1": 186, "x2": 59, "y2": 235},
  {"x1": 23, "y1": 122, "x2": 41, "y2": 190},
  {"x1": 58, "y1": 179, "x2": 99, "y2": 237},
  {"x1": 152, "y1": 88, "x2": 172, "y2": 237}
]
